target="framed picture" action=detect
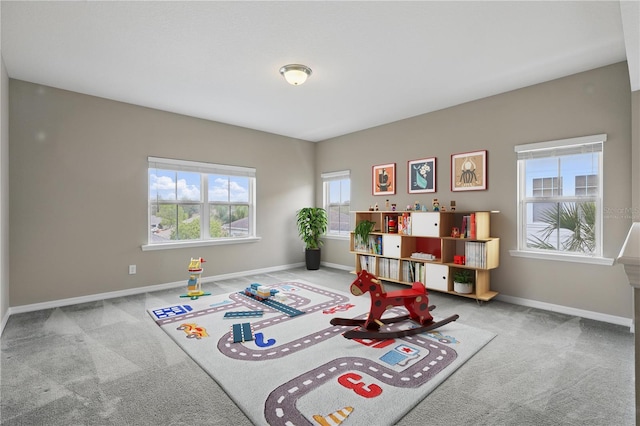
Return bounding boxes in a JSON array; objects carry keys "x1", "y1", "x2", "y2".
[
  {"x1": 372, "y1": 163, "x2": 396, "y2": 195},
  {"x1": 408, "y1": 157, "x2": 436, "y2": 193},
  {"x1": 451, "y1": 150, "x2": 487, "y2": 191}
]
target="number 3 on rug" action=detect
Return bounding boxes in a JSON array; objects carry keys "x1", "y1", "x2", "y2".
[{"x1": 337, "y1": 372, "x2": 382, "y2": 398}]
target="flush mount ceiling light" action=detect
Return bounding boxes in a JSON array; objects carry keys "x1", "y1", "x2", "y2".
[{"x1": 279, "y1": 64, "x2": 312, "y2": 86}]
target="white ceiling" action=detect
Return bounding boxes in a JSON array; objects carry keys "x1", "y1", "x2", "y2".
[{"x1": 1, "y1": 1, "x2": 639, "y2": 142}]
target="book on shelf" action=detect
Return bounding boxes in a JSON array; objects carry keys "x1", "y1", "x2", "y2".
[
  {"x1": 367, "y1": 235, "x2": 382, "y2": 255},
  {"x1": 470, "y1": 213, "x2": 476, "y2": 239},
  {"x1": 461, "y1": 215, "x2": 468, "y2": 238},
  {"x1": 402, "y1": 260, "x2": 425, "y2": 284},
  {"x1": 402, "y1": 260, "x2": 411, "y2": 282},
  {"x1": 464, "y1": 241, "x2": 486, "y2": 268},
  {"x1": 460, "y1": 214, "x2": 476, "y2": 239},
  {"x1": 379, "y1": 258, "x2": 399, "y2": 280},
  {"x1": 398, "y1": 213, "x2": 411, "y2": 235},
  {"x1": 354, "y1": 235, "x2": 383, "y2": 254},
  {"x1": 359, "y1": 255, "x2": 377, "y2": 272}
]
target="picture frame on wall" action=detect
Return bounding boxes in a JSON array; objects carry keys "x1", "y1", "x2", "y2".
[
  {"x1": 408, "y1": 157, "x2": 436, "y2": 193},
  {"x1": 372, "y1": 163, "x2": 396, "y2": 195},
  {"x1": 451, "y1": 150, "x2": 487, "y2": 191}
]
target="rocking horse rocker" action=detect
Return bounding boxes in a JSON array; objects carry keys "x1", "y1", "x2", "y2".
[{"x1": 331, "y1": 269, "x2": 459, "y2": 339}]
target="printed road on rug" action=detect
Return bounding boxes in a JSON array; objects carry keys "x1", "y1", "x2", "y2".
[{"x1": 147, "y1": 280, "x2": 495, "y2": 426}]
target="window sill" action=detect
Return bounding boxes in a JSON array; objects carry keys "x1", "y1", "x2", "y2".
[
  {"x1": 142, "y1": 237, "x2": 261, "y2": 251},
  {"x1": 509, "y1": 249, "x2": 614, "y2": 265},
  {"x1": 323, "y1": 234, "x2": 350, "y2": 241}
]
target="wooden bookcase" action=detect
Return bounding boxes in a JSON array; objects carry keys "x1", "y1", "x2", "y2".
[{"x1": 350, "y1": 210, "x2": 499, "y2": 301}]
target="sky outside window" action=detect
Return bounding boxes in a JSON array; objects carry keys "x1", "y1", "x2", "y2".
[
  {"x1": 149, "y1": 169, "x2": 201, "y2": 201},
  {"x1": 525, "y1": 152, "x2": 599, "y2": 197},
  {"x1": 208, "y1": 174, "x2": 249, "y2": 203}
]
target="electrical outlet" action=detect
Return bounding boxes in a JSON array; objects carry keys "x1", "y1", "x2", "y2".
[{"x1": 128, "y1": 265, "x2": 136, "y2": 275}]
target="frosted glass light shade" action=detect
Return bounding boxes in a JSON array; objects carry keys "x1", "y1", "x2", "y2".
[{"x1": 279, "y1": 64, "x2": 312, "y2": 86}]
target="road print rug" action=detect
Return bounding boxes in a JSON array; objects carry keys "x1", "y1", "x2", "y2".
[{"x1": 147, "y1": 280, "x2": 495, "y2": 425}]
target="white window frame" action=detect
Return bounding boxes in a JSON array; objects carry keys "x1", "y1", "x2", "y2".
[
  {"x1": 142, "y1": 157, "x2": 259, "y2": 251},
  {"x1": 510, "y1": 134, "x2": 613, "y2": 265},
  {"x1": 322, "y1": 170, "x2": 351, "y2": 239}
]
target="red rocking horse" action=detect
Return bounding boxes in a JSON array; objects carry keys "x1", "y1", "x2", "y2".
[{"x1": 331, "y1": 269, "x2": 459, "y2": 339}]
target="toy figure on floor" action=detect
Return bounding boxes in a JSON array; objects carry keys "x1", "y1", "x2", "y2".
[
  {"x1": 331, "y1": 269, "x2": 459, "y2": 339},
  {"x1": 180, "y1": 257, "x2": 211, "y2": 300}
]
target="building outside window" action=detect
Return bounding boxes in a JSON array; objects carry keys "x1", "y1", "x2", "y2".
[
  {"x1": 322, "y1": 170, "x2": 350, "y2": 237},
  {"x1": 575, "y1": 174, "x2": 598, "y2": 196},
  {"x1": 146, "y1": 157, "x2": 256, "y2": 249},
  {"x1": 515, "y1": 134, "x2": 605, "y2": 259},
  {"x1": 531, "y1": 177, "x2": 562, "y2": 222}
]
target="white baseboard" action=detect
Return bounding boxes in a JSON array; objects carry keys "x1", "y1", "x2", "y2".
[
  {"x1": 1, "y1": 310, "x2": 9, "y2": 335},
  {"x1": 495, "y1": 294, "x2": 633, "y2": 331},
  {"x1": 6, "y1": 263, "x2": 305, "y2": 317},
  {"x1": 327, "y1": 262, "x2": 633, "y2": 330},
  {"x1": 320, "y1": 261, "x2": 352, "y2": 272},
  {"x1": 3, "y1": 262, "x2": 632, "y2": 334}
]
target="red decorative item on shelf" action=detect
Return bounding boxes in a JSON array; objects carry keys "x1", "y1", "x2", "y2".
[
  {"x1": 454, "y1": 255, "x2": 466, "y2": 265},
  {"x1": 388, "y1": 217, "x2": 397, "y2": 233},
  {"x1": 470, "y1": 213, "x2": 476, "y2": 240}
]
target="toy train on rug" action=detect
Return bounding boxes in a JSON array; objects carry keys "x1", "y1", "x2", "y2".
[
  {"x1": 240, "y1": 283, "x2": 305, "y2": 317},
  {"x1": 331, "y1": 269, "x2": 459, "y2": 340},
  {"x1": 244, "y1": 283, "x2": 282, "y2": 301}
]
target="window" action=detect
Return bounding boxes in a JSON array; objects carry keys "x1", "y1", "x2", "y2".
[
  {"x1": 532, "y1": 177, "x2": 562, "y2": 197},
  {"x1": 575, "y1": 174, "x2": 598, "y2": 196},
  {"x1": 531, "y1": 177, "x2": 562, "y2": 222},
  {"x1": 322, "y1": 170, "x2": 351, "y2": 237},
  {"x1": 514, "y1": 134, "x2": 605, "y2": 261},
  {"x1": 145, "y1": 157, "x2": 256, "y2": 250}
]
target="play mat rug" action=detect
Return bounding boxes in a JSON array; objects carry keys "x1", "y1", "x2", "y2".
[{"x1": 147, "y1": 280, "x2": 495, "y2": 425}]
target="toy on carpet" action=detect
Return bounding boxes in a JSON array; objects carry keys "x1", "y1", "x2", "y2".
[
  {"x1": 241, "y1": 283, "x2": 305, "y2": 317},
  {"x1": 312, "y1": 406, "x2": 354, "y2": 425},
  {"x1": 231, "y1": 322, "x2": 254, "y2": 343},
  {"x1": 224, "y1": 310, "x2": 264, "y2": 319},
  {"x1": 180, "y1": 257, "x2": 211, "y2": 300},
  {"x1": 177, "y1": 323, "x2": 209, "y2": 339},
  {"x1": 244, "y1": 282, "x2": 280, "y2": 301},
  {"x1": 330, "y1": 269, "x2": 459, "y2": 339}
]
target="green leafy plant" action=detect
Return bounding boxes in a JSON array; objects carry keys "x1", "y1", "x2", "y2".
[
  {"x1": 527, "y1": 202, "x2": 596, "y2": 254},
  {"x1": 296, "y1": 207, "x2": 328, "y2": 250},
  {"x1": 354, "y1": 220, "x2": 376, "y2": 244},
  {"x1": 453, "y1": 269, "x2": 473, "y2": 284}
]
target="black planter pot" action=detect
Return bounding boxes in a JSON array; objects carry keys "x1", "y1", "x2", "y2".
[{"x1": 305, "y1": 248, "x2": 321, "y2": 270}]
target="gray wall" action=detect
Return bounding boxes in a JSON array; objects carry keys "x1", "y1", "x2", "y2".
[
  {"x1": 9, "y1": 80, "x2": 314, "y2": 306},
  {"x1": 6, "y1": 62, "x2": 636, "y2": 323},
  {"x1": 318, "y1": 62, "x2": 634, "y2": 320},
  {"x1": 1, "y1": 56, "x2": 9, "y2": 328}
]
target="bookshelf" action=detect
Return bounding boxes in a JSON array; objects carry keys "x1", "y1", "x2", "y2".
[{"x1": 350, "y1": 210, "x2": 499, "y2": 301}]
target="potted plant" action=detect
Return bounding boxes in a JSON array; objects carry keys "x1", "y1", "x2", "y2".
[
  {"x1": 354, "y1": 219, "x2": 376, "y2": 252},
  {"x1": 296, "y1": 207, "x2": 328, "y2": 270},
  {"x1": 453, "y1": 269, "x2": 474, "y2": 294}
]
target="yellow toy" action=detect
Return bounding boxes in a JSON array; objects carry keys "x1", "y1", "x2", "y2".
[{"x1": 180, "y1": 257, "x2": 211, "y2": 300}]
